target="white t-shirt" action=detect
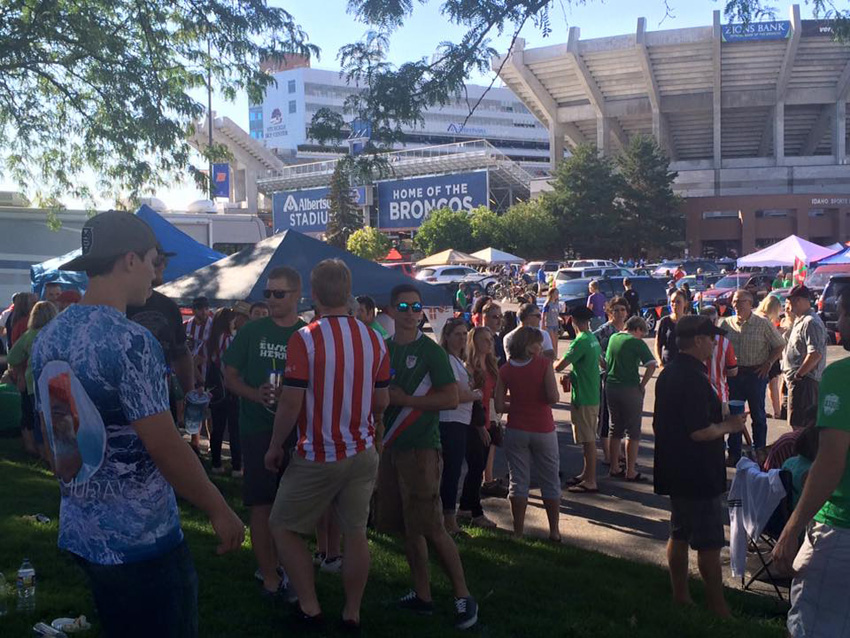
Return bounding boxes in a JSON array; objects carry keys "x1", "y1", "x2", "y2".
[
  {"x1": 439, "y1": 354, "x2": 474, "y2": 424},
  {"x1": 503, "y1": 326, "x2": 554, "y2": 360},
  {"x1": 374, "y1": 312, "x2": 395, "y2": 338}
]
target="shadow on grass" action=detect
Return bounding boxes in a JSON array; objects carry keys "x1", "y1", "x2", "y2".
[{"x1": 0, "y1": 438, "x2": 786, "y2": 638}]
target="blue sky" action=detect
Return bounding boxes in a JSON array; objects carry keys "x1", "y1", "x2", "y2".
[{"x1": 4, "y1": 0, "x2": 818, "y2": 208}]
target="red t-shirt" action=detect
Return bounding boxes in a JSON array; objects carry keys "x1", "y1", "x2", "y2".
[
  {"x1": 10, "y1": 318, "x2": 28, "y2": 347},
  {"x1": 285, "y1": 316, "x2": 390, "y2": 462},
  {"x1": 498, "y1": 356, "x2": 555, "y2": 433}
]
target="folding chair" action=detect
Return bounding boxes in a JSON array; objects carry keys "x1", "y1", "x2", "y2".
[{"x1": 741, "y1": 469, "x2": 794, "y2": 601}]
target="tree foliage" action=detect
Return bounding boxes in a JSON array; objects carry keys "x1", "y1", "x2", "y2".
[
  {"x1": 347, "y1": 226, "x2": 390, "y2": 260},
  {"x1": 469, "y1": 206, "x2": 506, "y2": 249},
  {"x1": 325, "y1": 162, "x2": 362, "y2": 248},
  {"x1": 413, "y1": 207, "x2": 474, "y2": 255},
  {"x1": 0, "y1": 0, "x2": 319, "y2": 205},
  {"x1": 499, "y1": 200, "x2": 559, "y2": 259},
  {"x1": 616, "y1": 135, "x2": 683, "y2": 258}
]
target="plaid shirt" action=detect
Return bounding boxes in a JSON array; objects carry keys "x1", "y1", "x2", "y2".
[{"x1": 719, "y1": 312, "x2": 785, "y2": 368}]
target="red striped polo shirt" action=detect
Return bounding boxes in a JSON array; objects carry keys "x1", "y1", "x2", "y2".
[
  {"x1": 284, "y1": 316, "x2": 390, "y2": 462},
  {"x1": 707, "y1": 335, "x2": 737, "y2": 403},
  {"x1": 185, "y1": 316, "x2": 212, "y2": 355}
]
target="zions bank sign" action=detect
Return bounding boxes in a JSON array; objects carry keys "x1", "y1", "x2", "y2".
[
  {"x1": 272, "y1": 186, "x2": 367, "y2": 234},
  {"x1": 377, "y1": 171, "x2": 488, "y2": 230}
]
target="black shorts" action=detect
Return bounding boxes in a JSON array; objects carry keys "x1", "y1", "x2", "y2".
[
  {"x1": 670, "y1": 495, "x2": 725, "y2": 550},
  {"x1": 242, "y1": 430, "x2": 289, "y2": 507}
]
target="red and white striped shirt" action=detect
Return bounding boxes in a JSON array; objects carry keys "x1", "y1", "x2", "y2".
[
  {"x1": 707, "y1": 335, "x2": 738, "y2": 403},
  {"x1": 284, "y1": 316, "x2": 391, "y2": 462},
  {"x1": 185, "y1": 316, "x2": 212, "y2": 355},
  {"x1": 207, "y1": 333, "x2": 233, "y2": 375}
]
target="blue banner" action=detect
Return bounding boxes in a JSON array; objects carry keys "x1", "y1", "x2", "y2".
[
  {"x1": 721, "y1": 21, "x2": 791, "y2": 42},
  {"x1": 212, "y1": 163, "x2": 230, "y2": 199},
  {"x1": 377, "y1": 171, "x2": 488, "y2": 230},
  {"x1": 273, "y1": 186, "x2": 367, "y2": 234}
]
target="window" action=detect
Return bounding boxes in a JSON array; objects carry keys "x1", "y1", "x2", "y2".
[
  {"x1": 288, "y1": 100, "x2": 297, "y2": 114},
  {"x1": 288, "y1": 79, "x2": 296, "y2": 93},
  {"x1": 808, "y1": 209, "x2": 826, "y2": 217},
  {"x1": 702, "y1": 210, "x2": 738, "y2": 220},
  {"x1": 755, "y1": 209, "x2": 790, "y2": 218}
]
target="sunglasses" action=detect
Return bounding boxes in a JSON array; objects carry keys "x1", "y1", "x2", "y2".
[
  {"x1": 395, "y1": 302, "x2": 423, "y2": 313},
  {"x1": 263, "y1": 289, "x2": 297, "y2": 299}
]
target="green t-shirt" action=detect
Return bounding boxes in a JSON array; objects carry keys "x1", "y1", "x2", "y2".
[
  {"x1": 456, "y1": 289, "x2": 467, "y2": 309},
  {"x1": 605, "y1": 332, "x2": 656, "y2": 387},
  {"x1": 370, "y1": 320, "x2": 389, "y2": 340},
  {"x1": 560, "y1": 330, "x2": 601, "y2": 406},
  {"x1": 772, "y1": 277, "x2": 784, "y2": 290},
  {"x1": 385, "y1": 334, "x2": 455, "y2": 450},
  {"x1": 7, "y1": 328, "x2": 39, "y2": 394},
  {"x1": 222, "y1": 316, "x2": 306, "y2": 436},
  {"x1": 814, "y1": 358, "x2": 850, "y2": 528}
]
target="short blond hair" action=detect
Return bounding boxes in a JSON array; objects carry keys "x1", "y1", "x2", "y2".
[
  {"x1": 28, "y1": 301, "x2": 58, "y2": 331},
  {"x1": 311, "y1": 259, "x2": 351, "y2": 308}
]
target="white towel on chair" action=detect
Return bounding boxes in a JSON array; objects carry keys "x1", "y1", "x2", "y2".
[{"x1": 728, "y1": 457, "x2": 787, "y2": 578}]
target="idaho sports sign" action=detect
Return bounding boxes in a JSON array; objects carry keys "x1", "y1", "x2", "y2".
[
  {"x1": 272, "y1": 186, "x2": 367, "y2": 234},
  {"x1": 377, "y1": 171, "x2": 488, "y2": 230}
]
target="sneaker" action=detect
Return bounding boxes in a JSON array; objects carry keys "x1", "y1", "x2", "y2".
[
  {"x1": 261, "y1": 578, "x2": 298, "y2": 605},
  {"x1": 231, "y1": 469, "x2": 243, "y2": 478},
  {"x1": 254, "y1": 566, "x2": 286, "y2": 582},
  {"x1": 211, "y1": 466, "x2": 226, "y2": 475},
  {"x1": 456, "y1": 509, "x2": 473, "y2": 520},
  {"x1": 397, "y1": 590, "x2": 435, "y2": 615},
  {"x1": 293, "y1": 606, "x2": 323, "y2": 629},
  {"x1": 470, "y1": 514, "x2": 497, "y2": 529},
  {"x1": 312, "y1": 551, "x2": 326, "y2": 566},
  {"x1": 320, "y1": 555, "x2": 343, "y2": 573},
  {"x1": 454, "y1": 596, "x2": 479, "y2": 630}
]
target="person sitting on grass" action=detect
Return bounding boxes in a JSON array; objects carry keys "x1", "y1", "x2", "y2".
[
  {"x1": 495, "y1": 327, "x2": 562, "y2": 542},
  {"x1": 652, "y1": 315, "x2": 747, "y2": 618},
  {"x1": 556, "y1": 306, "x2": 602, "y2": 494}
]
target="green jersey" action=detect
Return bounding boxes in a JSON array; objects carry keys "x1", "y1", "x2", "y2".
[
  {"x1": 605, "y1": 332, "x2": 656, "y2": 387},
  {"x1": 7, "y1": 328, "x2": 39, "y2": 394},
  {"x1": 384, "y1": 333, "x2": 455, "y2": 450},
  {"x1": 222, "y1": 316, "x2": 306, "y2": 436},
  {"x1": 560, "y1": 330, "x2": 601, "y2": 406},
  {"x1": 370, "y1": 320, "x2": 389, "y2": 340},
  {"x1": 814, "y1": 358, "x2": 850, "y2": 529}
]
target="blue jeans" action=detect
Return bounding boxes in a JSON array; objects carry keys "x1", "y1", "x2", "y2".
[
  {"x1": 74, "y1": 539, "x2": 198, "y2": 637},
  {"x1": 727, "y1": 370, "x2": 769, "y2": 458}
]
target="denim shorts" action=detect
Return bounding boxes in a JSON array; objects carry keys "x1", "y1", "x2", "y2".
[{"x1": 73, "y1": 539, "x2": 198, "y2": 637}]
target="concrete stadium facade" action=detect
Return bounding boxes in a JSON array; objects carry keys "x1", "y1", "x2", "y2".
[{"x1": 495, "y1": 5, "x2": 850, "y2": 258}]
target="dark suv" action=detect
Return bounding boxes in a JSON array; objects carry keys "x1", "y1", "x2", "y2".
[
  {"x1": 551, "y1": 275, "x2": 669, "y2": 336},
  {"x1": 819, "y1": 275, "x2": 850, "y2": 336}
]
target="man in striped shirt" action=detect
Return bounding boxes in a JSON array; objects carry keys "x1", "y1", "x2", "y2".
[
  {"x1": 266, "y1": 259, "x2": 389, "y2": 630},
  {"x1": 700, "y1": 307, "x2": 738, "y2": 408}
]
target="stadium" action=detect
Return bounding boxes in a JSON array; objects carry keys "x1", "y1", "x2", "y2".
[{"x1": 494, "y1": 5, "x2": 850, "y2": 258}]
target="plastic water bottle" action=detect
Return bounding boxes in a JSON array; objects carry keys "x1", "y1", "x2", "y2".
[
  {"x1": 16, "y1": 558, "x2": 35, "y2": 613},
  {"x1": 0, "y1": 572, "x2": 7, "y2": 616}
]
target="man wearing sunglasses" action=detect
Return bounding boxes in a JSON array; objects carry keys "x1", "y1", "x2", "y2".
[
  {"x1": 223, "y1": 266, "x2": 306, "y2": 600},
  {"x1": 377, "y1": 284, "x2": 479, "y2": 630},
  {"x1": 502, "y1": 303, "x2": 555, "y2": 361}
]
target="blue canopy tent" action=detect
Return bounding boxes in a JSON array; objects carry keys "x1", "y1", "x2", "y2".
[
  {"x1": 156, "y1": 230, "x2": 452, "y2": 309},
  {"x1": 30, "y1": 205, "x2": 226, "y2": 298},
  {"x1": 816, "y1": 244, "x2": 850, "y2": 265}
]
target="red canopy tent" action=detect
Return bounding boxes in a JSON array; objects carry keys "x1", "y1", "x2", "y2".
[{"x1": 383, "y1": 248, "x2": 404, "y2": 261}]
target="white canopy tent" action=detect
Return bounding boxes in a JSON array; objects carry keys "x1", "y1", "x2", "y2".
[
  {"x1": 470, "y1": 247, "x2": 525, "y2": 264},
  {"x1": 736, "y1": 235, "x2": 838, "y2": 268}
]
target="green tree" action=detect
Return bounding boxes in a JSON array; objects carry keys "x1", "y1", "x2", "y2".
[
  {"x1": 325, "y1": 162, "x2": 363, "y2": 248},
  {"x1": 616, "y1": 135, "x2": 684, "y2": 258},
  {"x1": 469, "y1": 206, "x2": 506, "y2": 251},
  {"x1": 347, "y1": 226, "x2": 390, "y2": 260},
  {"x1": 413, "y1": 208, "x2": 473, "y2": 255},
  {"x1": 500, "y1": 200, "x2": 559, "y2": 259},
  {"x1": 540, "y1": 144, "x2": 623, "y2": 258},
  {"x1": 1, "y1": 0, "x2": 318, "y2": 204}
]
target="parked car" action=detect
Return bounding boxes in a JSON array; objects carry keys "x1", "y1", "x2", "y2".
[
  {"x1": 652, "y1": 259, "x2": 720, "y2": 277},
  {"x1": 523, "y1": 260, "x2": 561, "y2": 275},
  {"x1": 818, "y1": 275, "x2": 850, "y2": 336},
  {"x1": 554, "y1": 266, "x2": 634, "y2": 282},
  {"x1": 806, "y1": 264, "x2": 850, "y2": 296},
  {"x1": 698, "y1": 272, "x2": 773, "y2": 314},
  {"x1": 381, "y1": 261, "x2": 416, "y2": 278},
  {"x1": 675, "y1": 273, "x2": 723, "y2": 293},
  {"x1": 569, "y1": 259, "x2": 618, "y2": 268}
]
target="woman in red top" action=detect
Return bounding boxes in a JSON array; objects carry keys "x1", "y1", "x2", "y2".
[
  {"x1": 459, "y1": 326, "x2": 499, "y2": 528},
  {"x1": 206, "y1": 308, "x2": 241, "y2": 476},
  {"x1": 495, "y1": 327, "x2": 561, "y2": 541},
  {"x1": 470, "y1": 295, "x2": 492, "y2": 328},
  {"x1": 9, "y1": 292, "x2": 36, "y2": 347}
]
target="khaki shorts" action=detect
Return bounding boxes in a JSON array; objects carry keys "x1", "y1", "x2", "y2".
[
  {"x1": 376, "y1": 447, "x2": 444, "y2": 538},
  {"x1": 269, "y1": 446, "x2": 378, "y2": 535},
  {"x1": 571, "y1": 404, "x2": 599, "y2": 444}
]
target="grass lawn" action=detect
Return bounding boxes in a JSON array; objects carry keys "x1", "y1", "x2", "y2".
[{"x1": 0, "y1": 436, "x2": 788, "y2": 637}]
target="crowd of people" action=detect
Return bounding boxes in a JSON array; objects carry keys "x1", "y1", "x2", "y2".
[{"x1": 7, "y1": 210, "x2": 850, "y2": 638}]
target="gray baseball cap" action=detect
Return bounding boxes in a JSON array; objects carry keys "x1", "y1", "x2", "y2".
[{"x1": 60, "y1": 211, "x2": 159, "y2": 272}]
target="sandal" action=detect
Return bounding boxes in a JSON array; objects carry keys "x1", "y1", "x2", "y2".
[
  {"x1": 567, "y1": 484, "x2": 599, "y2": 494},
  {"x1": 609, "y1": 469, "x2": 626, "y2": 479},
  {"x1": 564, "y1": 476, "x2": 583, "y2": 487},
  {"x1": 626, "y1": 473, "x2": 647, "y2": 482}
]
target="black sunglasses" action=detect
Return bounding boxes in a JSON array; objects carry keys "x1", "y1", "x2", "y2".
[
  {"x1": 395, "y1": 301, "x2": 423, "y2": 313},
  {"x1": 263, "y1": 289, "x2": 297, "y2": 299}
]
